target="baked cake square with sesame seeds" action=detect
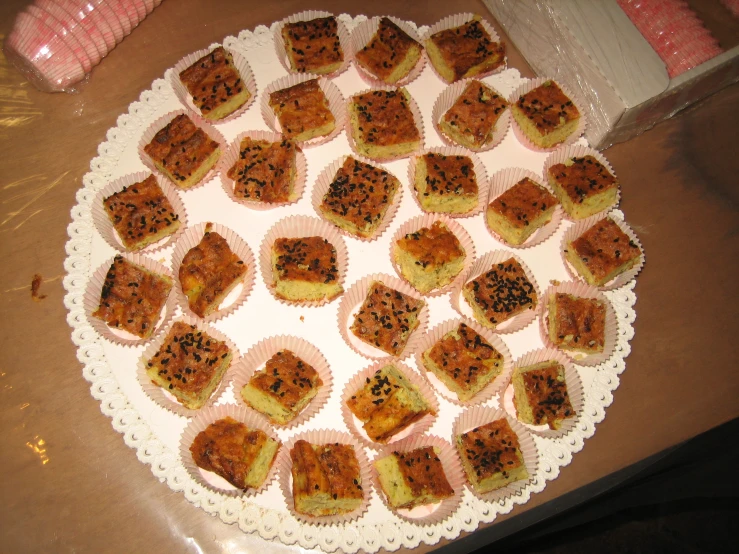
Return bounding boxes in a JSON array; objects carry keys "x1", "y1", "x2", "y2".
[
  {"x1": 413, "y1": 152, "x2": 479, "y2": 215},
  {"x1": 355, "y1": 17, "x2": 422, "y2": 85},
  {"x1": 547, "y1": 155, "x2": 619, "y2": 219},
  {"x1": 226, "y1": 137, "x2": 300, "y2": 203},
  {"x1": 486, "y1": 177, "x2": 558, "y2": 245},
  {"x1": 548, "y1": 293, "x2": 606, "y2": 354},
  {"x1": 268, "y1": 79, "x2": 336, "y2": 142},
  {"x1": 281, "y1": 17, "x2": 344, "y2": 75},
  {"x1": 511, "y1": 80, "x2": 580, "y2": 149},
  {"x1": 512, "y1": 361, "x2": 574, "y2": 430},
  {"x1": 439, "y1": 80, "x2": 508, "y2": 149},
  {"x1": 271, "y1": 236, "x2": 343, "y2": 302}
]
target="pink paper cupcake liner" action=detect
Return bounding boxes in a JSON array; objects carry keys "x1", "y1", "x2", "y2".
[
  {"x1": 258, "y1": 215, "x2": 349, "y2": 307},
  {"x1": 277, "y1": 428, "x2": 372, "y2": 526},
  {"x1": 216, "y1": 130, "x2": 307, "y2": 211},
  {"x1": 371, "y1": 435, "x2": 465, "y2": 525},
  {"x1": 76, "y1": 0, "x2": 116, "y2": 51},
  {"x1": 90, "y1": 1, "x2": 124, "y2": 44},
  {"x1": 389, "y1": 213, "x2": 476, "y2": 297},
  {"x1": 54, "y1": 0, "x2": 110, "y2": 60},
  {"x1": 179, "y1": 404, "x2": 283, "y2": 497},
  {"x1": 105, "y1": 0, "x2": 132, "y2": 37},
  {"x1": 450, "y1": 250, "x2": 541, "y2": 334},
  {"x1": 337, "y1": 273, "x2": 429, "y2": 360},
  {"x1": 35, "y1": 0, "x2": 104, "y2": 64},
  {"x1": 413, "y1": 317, "x2": 513, "y2": 406},
  {"x1": 340, "y1": 360, "x2": 440, "y2": 447},
  {"x1": 117, "y1": 0, "x2": 143, "y2": 30},
  {"x1": 170, "y1": 222, "x2": 256, "y2": 323},
  {"x1": 230, "y1": 335, "x2": 333, "y2": 429},
  {"x1": 26, "y1": 5, "x2": 92, "y2": 73}
]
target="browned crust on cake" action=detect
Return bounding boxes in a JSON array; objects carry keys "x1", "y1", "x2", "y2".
[
  {"x1": 351, "y1": 89, "x2": 420, "y2": 147},
  {"x1": 268, "y1": 79, "x2": 335, "y2": 140},
  {"x1": 392, "y1": 446, "x2": 454, "y2": 501},
  {"x1": 396, "y1": 221, "x2": 465, "y2": 269},
  {"x1": 550, "y1": 293, "x2": 606, "y2": 352},
  {"x1": 226, "y1": 137, "x2": 299, "y2": 203},
  {"x1": 178, "y1": 47, "x2": 247, "y2": 117},
  {"x1": 488, "y1": 178, "x2": 558, "y2": 230},
  {"x1": 441, "y1": 81, "x2": 508, "y2": 148},
  {"x1": 569, "y1": 218, "x2": 642, "y2": 285},
  {"x1": 281, "y1": 17, "x2": 344, "y2": 73},
  {"x1": 548, "y1": 156, "x2": 618, "y2": 204},
  {"x1": 273, "y1": 236, "x2": 339, "y2": 285},
  {"x1": 458, "y1": 419, "x2": 525, "y2": 481},
  {"x1": 355, "y1": 17, "x2": 420, "y2": 82},
  {"x1": 246, "y1": 350, "x2": 322, "y2": 411},
  {"x1": 421, "y1": 153, "x2": 478, "y2": 198},
  {"x1": 518, "y1": 362, "x2": 574, "y2": 429},
  {"x1": 428, "y1": 19, "x2": 505, "y2": 81},
  {"x1": 514, "y1": 81, "x2": 580, "y2": 136},
  {"x1": 92, "y1": 255, "x2": 173, "y2": 338}
]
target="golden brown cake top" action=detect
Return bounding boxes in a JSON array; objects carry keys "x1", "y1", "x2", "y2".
[
  {"x1": 427, "y1": 323, "x2": 503, "y2": 389},
  {"x1": 273, "y1": 236, "x2": 339, "y2": 285},
  {"x1": 350, "y1": 281, "x2": 425, "y2": 356},
  {"x1": 189, "y1": 416, "x2": 271, "y2": 490},
  {"x1": 488, "y1": 177, "x2": 558, "y2": 229},
  {"x1": 429, "y1": 19, "x2": 505, "y2": 81},
  {"x1": 178, "y1": 224, "x2": 247, "y2": 317},
  {"x1": 103, "y1": 175, "x2": 180, "y2": 249},
  {"x1": 178, "y1": 47, "x2": 246, "y2": 116},
  {"x1": 291, "y1": 440, "x2": 363, "y2": 500},
  {"x1": 422, "y1": 152, "x2": 478, "y2": 197},
  {"x1": 347, "y1": 366, "x2": 407, "y2": 421},
  {"x1": 520, "y1": 362, "x2": 574, "y2": 428},
  {"x1": 227, "y1": 137, "x2": 299, "y2": 203},
  {"x1": 396, "y1": 221, "x2": 465, "y2": 268},
  {"x1": 458, "y1": 418, "x2": 524, "y2": 479},
  {"x1": 146, "y1": 321, "x2": 231, "y2": 396},
  {"x1": 352, "y1": 89, "x2": 420, "y2": 147},
  {"x1": 570, "y1": 218, "x2": 641, "y2": 283},
  {"x1": 282, "y1": 17, "x2": 344, "y2": 73},
  {"x1": 515, "y1": 80, "x2": 580, "y2": 135},
  {"x1": 464, "y1": 258, "x2": 537, "y2": 325},
  {"x1": 143, "y1": 114, "x2": 220, "y2": 184},
  {"x1": 92, "y1": 255, "x2": 172, "y2": 338},
  {"x1": 442, "y1": 81, "x2": 508, "y2": 146},
  {"x1": 320, "y1": 156, "x2": 399, "y2": 231},
  {"x1": 355, "y1": 18, "x2": 419, "y2": 81},
  {"x1": 552, "y1": 293, "x2": 606, "y2": 350},
  {"x1": 269, "y1": 79, "x2": 335, "y2": 139},
  {"x1": 391, "y1": 446, "x2": 454, "y2": 499},
  {"x1": 247, "y1": 349, "x2": 322, "y2": 410},
  {"x1": 548, "y1": 155, "x2": 618, "y2": 203}
]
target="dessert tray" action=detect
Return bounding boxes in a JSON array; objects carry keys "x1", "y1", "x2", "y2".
[{"x1": 63, "y1": 14, "x2": 638, "y2": 553}]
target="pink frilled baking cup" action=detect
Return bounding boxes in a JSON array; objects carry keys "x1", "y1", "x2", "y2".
[
  {"x1": 36, "y1": 0, "x2": 103, "y2": 65},
  {"x1": 216, "y1": 130, "x2": 308, "y2": 211},
  {"x1": 345, "y1": 85, "x2": 425, "y2": 163},
  {"x1": 261, "y1": 74, "x2": 346, "y2": 149},
  {"x1": 560, "y1": 211, "x2": 645, "y2": 292},
  {"x1": 371, "y1": 434, "x2": 465, "y2": 525},
  {"x1": 137, "y1": 109, "x2": 226, "y2": 191},
  {"x1": 484, "y1": 167, "x2": 563, "y2": 249},
  {"x1": 422, "y1": 13, "x2": 507, "y2": 84},
  {"x1": 337, "y1": 273, "x2": 429, "y2": 360},
  {"x1": 91, "y1": 170, "x2": 187, "y2": 254},
  {"x1": 26, "y1": 5, "x2": 92, "y2": 73},
  {"x1": 413, "y1": 317, "x2": 513, "y2": 406},
  {"x1": 311, "y1": 153, "x2": 404, "y2": 243},
  {"x1": 230, "y1": 335, "x2": 333, "y2": 429},
  {"x1": 340, "y1": 360, "x2": 440, "y2": 448},
  {"x1": 80, "y1": 0, "x2": 116, "y2": 51},
  {"x1": 179, "y1": 404, "x2": 282, "y2": 497},
  {"x1": 389, "y1": 213, "x2": 476, "y2": 297},
  {"x1": 508, "y1": 77, "x2": 588, "y2": 153},
  {"x1": 277, "y1": 428, "x2": 372, "y2": 526},
  {"x1": 51, "y1": 0, "x2": 108, "y2": 61},
  {"x1": 432, "y1": 78, "x2": 511, "y2": 153},
  {"x1": 450, "y1": 250, "x2": 541, "y2": 334},
  {"x1": 259, "y1": 215, "x2": 349, "y2": 307},
  {"x1": 501, "y1": 348, "x2": 584, "y2": 439},
  {"x1": 406, "y1": 146, "x2": 489, "y2": 218},
  {"x1": 538, "y1": 281, "x2": 619, "y2": 367},
  {"x1": 83, "y1": 252, "x2": 177, "y2": 347},
  {"x1": 273, "y1": 10, "x2": 353, "y2": 79},
  {"x1": 452, "y1": 405, "x2": 539, "y2": 503},
  {"x1": 169, "y1": 222, "x2": 256, "y2": 323},
  {"x1": 170, "y1": 45, "x2": 257, "y2": 124},
  {"x1": 542, "y1": 144, "x2": 621, "y2": 221},
  {"x1": 136, "y1": 315, "x2": 240, "y2": 418},
  {"x1": 349, "y1": 16, "x2": 426, "y2": 87}
]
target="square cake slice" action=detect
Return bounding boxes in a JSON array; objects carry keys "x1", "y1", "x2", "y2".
[
  {"x1": 425, "y1": 16, "x2": 505, "y2": 83},
  {"x1": 421, "y1": 323, "x2": 504, "y2": 401},
  {"x1": 414, "y1": 152, "x2": 479, "y2": 214},
  {"x1": 547, "y1": 155, "x2": 619, "y2": 219},
  {"x1": 319, "y1": 156, "x2": 400, "y2": 238},
  {"x1": 462, "y1": 257, "x2": 537, "y2": 329},
  {"x1": 226, "y1": 137, "x2": 300, "y2": 203},
  {"x1": 143, "y1": 113, "x2": 221, "y2": 189},
  {"x1": 290, "y1": 440, "x2": 364, "y2": 517},
  {"x1": 271, "y1": 236, "x2": 342, "y2": 302},
  {"x1": 268, "y1": 79, "x2": 336, "y2": 142},
  {"x1": 486, "y1": 177, "x2": 559, "y2": 245},
  {"x1": 548, "y1": 293, "x2": 606, "y2": 354},
  {"x1": 189, "y1": 416, "x2": 279, "y2": 490},
  {"x1": 348, "y1": 88, "x2": 421, "y2": 160},
  {"x1": 178, "y1": 46, "x2": 251, "y2": 120},
  {"x1": 350, "y1": 281, "x2": 425, "y2": 356},
  {"x1": 103, "y1": 174, "x2": 181, "y2": 251},
  {"x1": 355, "y1": 17, "x2": 422, "y2": 84},
  {"x1": 565, "y1": 217, "x2": 642, "y2": 287},
  {"x1": 375, "y1": 446, "x2": 454, "y2": 509},
  {"x1": 456, "y1": 418, "x2": 528, "y2": 493},
  {"x1": 393, "y1": 220, "x2": 466, "y2": 293},
  {"x1": 178, "y1": 223, "x2": 247, "y2": 318},
  {"x1": 281, "y1": 16, "x2": 344, "y2": 75},
  {"x1": 512, "y1": 361, "x2": 574, "y2": 430},
  {"x1": 511, "y1": 80, "x2": 580, "y2": 148},
  {"x1": 439, "y1": 80, "x2": 508, "y2": 149},
  {"x1": 92, "y1": 255, "x2": 173, "y2": 339},
  {"x1": 145, "y1": 321, "x2": 233, "y2": 409},
  {"x1": 240, "y1": 349, "x2": 323, "y2": 424}
]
